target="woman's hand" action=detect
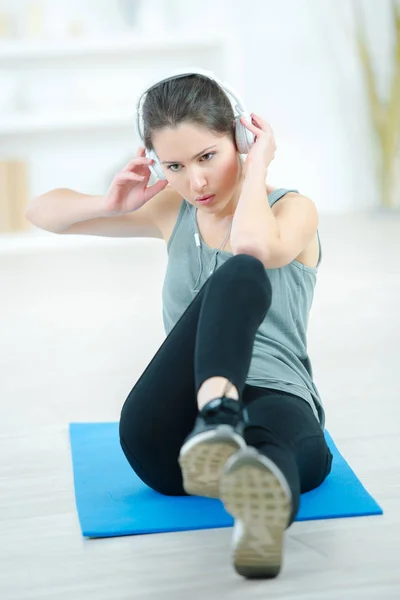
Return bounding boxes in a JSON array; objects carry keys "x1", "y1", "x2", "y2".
[
  {"x1": 240, "y1": 113, "x2": 276, "y2": 175},
  {"x1": 103, "y1": 146, "x2": 168, "y2": 216}
]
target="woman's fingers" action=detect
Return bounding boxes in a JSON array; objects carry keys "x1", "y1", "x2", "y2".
[
  {"x1": 116, "y1": 172, "x2": 145, "y2": 184},
  {"x1": 122, "y1": 156, "x2": 153, "y2": 172},
  {"x1": 240, "y1": 116, "x2": 259, "y2": 133},
  {"x1": 144, "y1": 178, "x2": 169, "y2": 201}
]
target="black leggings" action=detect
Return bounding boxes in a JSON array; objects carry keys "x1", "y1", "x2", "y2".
[{"x1": 119, "y1": 254, "x2": 333, "y2": 526}]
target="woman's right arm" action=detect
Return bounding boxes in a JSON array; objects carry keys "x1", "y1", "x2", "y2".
[
  {"x1": 25, "y1": 148, "x2": 170, "y2": 237},
  {"x1": 25, "y1": 188, "x2": 109, "y2": 233}
]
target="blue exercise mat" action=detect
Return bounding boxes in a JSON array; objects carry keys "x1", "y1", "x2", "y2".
[{"x1": 69, "y1": 422, "x2": 383, "y2": 538}]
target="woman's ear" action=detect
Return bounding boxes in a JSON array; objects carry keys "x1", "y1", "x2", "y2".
[{"x1": 231, "y1": 120, "x2": 239, "y2": 152}]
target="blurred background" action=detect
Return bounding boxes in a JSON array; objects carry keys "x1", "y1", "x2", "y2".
[{"x1": 0, "y1": 0, "x2": 399, "y2": 243}]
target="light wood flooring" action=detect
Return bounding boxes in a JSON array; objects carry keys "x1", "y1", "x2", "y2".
[{"x1": 1, "y1": 211, "x2": 399, "y2": 599}]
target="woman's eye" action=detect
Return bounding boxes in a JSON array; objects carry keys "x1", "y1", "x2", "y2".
[
  {"x1": 201, "y1": 152, "x2": 215, "y2": 161},
  {"x1": 167, "y1": 152, "x2": 215, "y2": 172}
]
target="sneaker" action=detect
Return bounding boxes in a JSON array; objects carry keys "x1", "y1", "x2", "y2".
[
  {"x1": 178, "y1": 396, "x2": 247, "y2": 498},
  {"x1": 220, "y1": 447, "x2": 292, "y2": 579}
]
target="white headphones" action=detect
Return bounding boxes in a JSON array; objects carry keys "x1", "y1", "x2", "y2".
[{"x1": 135, "y1": 68, "x2": 255, "y2": 182}]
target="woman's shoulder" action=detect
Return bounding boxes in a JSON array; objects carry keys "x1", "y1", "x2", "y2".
[{"x1": 154, "y1": 186, "x2": 185, "y2": 242}]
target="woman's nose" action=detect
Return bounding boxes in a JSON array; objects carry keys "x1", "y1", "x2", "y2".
[{"x1": 189, "y1": 170, "x2": 207, "y2": 192}]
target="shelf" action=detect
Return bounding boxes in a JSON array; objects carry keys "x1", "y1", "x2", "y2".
[
  {"x1": 0, "y1": 33, "x2": 229, "y2": 136},
  {"x1": 0, "y1": 34, "x2": 225, "y2": 61},
  {"x1": 0, "y1": 110, "x2": 137, "y2": 135}
]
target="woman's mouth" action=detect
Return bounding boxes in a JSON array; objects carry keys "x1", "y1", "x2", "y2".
[{"x1": 196, "y1": 194, "x2": 216, "y2": 205}]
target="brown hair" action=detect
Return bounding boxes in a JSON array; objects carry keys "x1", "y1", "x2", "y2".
[{"x1": 142, "y1": 74, "x2": 235, "y2": 151}]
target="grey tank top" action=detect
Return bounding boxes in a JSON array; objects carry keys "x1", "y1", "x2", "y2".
[{"x1": 162, "y1": 189, "x2": 325, "y2": 429}]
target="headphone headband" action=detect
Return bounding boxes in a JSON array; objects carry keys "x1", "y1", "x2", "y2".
[{"x1": 135, "y1": 69, "x2": 248, "y2": 144}]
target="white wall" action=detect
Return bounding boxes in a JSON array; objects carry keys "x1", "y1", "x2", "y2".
[
  {"x1": 0, "y1": 0, "x2": 396, "y2": 217},
  {"x1": 154, "y1": 0, "x2": 397, "y2": 212},
  {"x1": 216, "y1": 0, "x2": 395, "y2": 212}
]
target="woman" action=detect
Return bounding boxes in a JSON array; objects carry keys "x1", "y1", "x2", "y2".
[
  {"x1": 26, "y1": 70, "x2": 332, "y2": 580},
  {"x1": 118, "y1": 71, "x2": 332, "y2": 580}
]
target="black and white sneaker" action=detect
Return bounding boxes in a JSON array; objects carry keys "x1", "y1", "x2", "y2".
[
  {"x1": 220, "y1": 447, "x2": 292, "y2": 579},
  {"x1": 178, "y1": 396, "x2": 247, "y2": 499}
]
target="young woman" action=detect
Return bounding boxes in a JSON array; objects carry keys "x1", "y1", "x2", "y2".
[{"x1": 26, "y1": 71, "x2": 332, "y2": 580}]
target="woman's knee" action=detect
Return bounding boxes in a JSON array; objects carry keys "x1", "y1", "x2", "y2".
[
  {"x1": 228, "y1": 254, "x2": 270, "y2": 284},
  {"x1": 221, "y1": 254, "x2": 272, "y2": 308}
]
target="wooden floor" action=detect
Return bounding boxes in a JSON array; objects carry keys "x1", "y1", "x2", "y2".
[{"x1": 1, "y1": 211, "x2": 399, "y2": 599}]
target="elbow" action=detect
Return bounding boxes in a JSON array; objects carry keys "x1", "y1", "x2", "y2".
[
  {"x1": 25, "y1": 207, "x2": 33, "y2": 224},
  {"x1": 24, "y1": 204, "x2": 53, "y2": 233},
  {"x1": 25, "y1": 196, "x2": 40, "y2": 222},
  {"x1": 25, "y1": 203, "x2": 41, "y2": 228},
  {"x1": 25, "y1": 205, "x2": 36, "y2": 226},
  {"x1": 232, "y1": 241, "x2": 267, "y2": 264}
]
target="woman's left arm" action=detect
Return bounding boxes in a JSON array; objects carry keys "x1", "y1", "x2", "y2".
[{"x1": 231, "y1": 114, "x2": 318, "y2": 269}]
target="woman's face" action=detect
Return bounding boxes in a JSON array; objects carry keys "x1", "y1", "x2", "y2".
[{"x1": 151, "y1": 122, "x2": 244, "y2": 219}]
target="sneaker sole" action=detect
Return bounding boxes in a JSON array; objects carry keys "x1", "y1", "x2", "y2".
[
  {"x1": 178, "y1": 426, "x2": 246, "y2": 498},
  {"x1": 220, "y1": 448, "x2": 292, "y2": 579}
]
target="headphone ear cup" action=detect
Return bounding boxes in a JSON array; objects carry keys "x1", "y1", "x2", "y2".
[
  {"x1": 234, "y1": 115, "x2": 255, "y2": 154},
  {"x1": 146, "y1": 149, "x2": 167, "y2": 181}
]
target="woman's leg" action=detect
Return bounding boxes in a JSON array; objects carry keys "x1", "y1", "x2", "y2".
[
  {"x1": 119, "y1": 254, "x2": 271, "y2": 496},
  {"x1": 178, "y1": 254, "x2": 273, "y2": 497},
  {"x1": 219, "y1": 386, "x2": 333, "y2": 579},
  {"x1": 242, "y1": 386, "x2": 332, "y2": 521},
  {"x1": 119, "y1": 272, "x2": 205, "y2": 496},
  {"x1": 194, "y1": 253, "x2": 272, "y2": 399}
]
